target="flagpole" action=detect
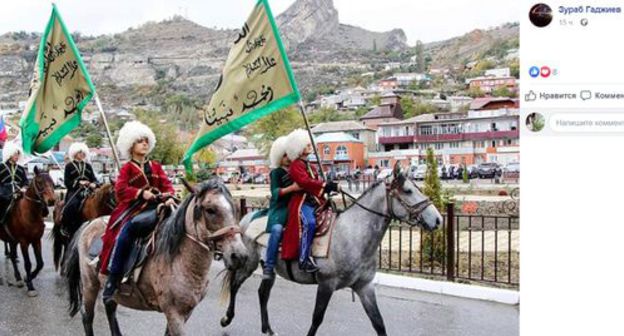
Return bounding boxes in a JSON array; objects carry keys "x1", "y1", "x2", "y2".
[
  {"x1": 94, "y1": 93, "x2": 121, "y2": 172},
  {"x1": 297, "y1": 100, "x2": 326, "y2": 181}
]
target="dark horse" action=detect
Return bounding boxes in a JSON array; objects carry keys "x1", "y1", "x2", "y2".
[
  {"x1": 51, "y1": 183, "x2": 116, "y2": 272},
  {"x1": 0, "y1": 167, "x2": 56, "y2": 296}
]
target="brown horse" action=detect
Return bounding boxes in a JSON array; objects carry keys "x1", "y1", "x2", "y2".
[
  {"x1": 0, "y1": 167, "x2": 56, "y2": 296},
  {"x1": 65, "y1": 179, "x2": 249, "y2": 336},
  {"x1": 51, "y1": 183, "x2": 116, "y2": 272}
]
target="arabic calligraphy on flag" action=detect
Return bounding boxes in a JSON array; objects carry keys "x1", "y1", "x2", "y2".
[
  {"x1": 183, "y1": 0, "x2": 300, "y2": 170},
  {"x1": 19, "y1": 4, "x2": 95, "y2": 154}
]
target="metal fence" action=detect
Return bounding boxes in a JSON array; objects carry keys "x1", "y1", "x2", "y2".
[{"x1": 238, "y1": 199, "x2": 519, "y2": 289}]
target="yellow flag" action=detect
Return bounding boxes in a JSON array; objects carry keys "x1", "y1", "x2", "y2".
[
  {"x1": 183, "y1": 0, "x2": 300, "y2": 171},
  {"x1": 19, "y1": 4, "x2": 95, "y2": 154}
]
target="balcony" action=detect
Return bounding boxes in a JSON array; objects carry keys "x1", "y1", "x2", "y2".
[
  {"x1": 378, "y1": 135, "x2": 414, "y2": 144},
  {"x1": 334, "y1": 153, "x2": 351, "y2": 161},
  {"x1": 378, "y1": 130, "x2": 519, "y2": 145}
]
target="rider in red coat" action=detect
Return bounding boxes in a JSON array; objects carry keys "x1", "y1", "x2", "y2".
[
  {"x1": 282, "y1": 129, "x2": 338, "y2": 272},
  {"x1": 100, "y1": 121, "x2": 175, "y2": 305}
]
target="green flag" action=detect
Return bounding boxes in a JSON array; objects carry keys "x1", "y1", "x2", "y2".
[
  {"x1": 19, "y1": 4, "x2": 95, "y2": 155},
  {"x1": 183, "y1": 0, "x2": 300, "y2": 171}
]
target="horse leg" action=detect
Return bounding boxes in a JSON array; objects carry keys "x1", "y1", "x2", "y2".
[
  {"x1": 258, "y1": 276, "x2": 277, "y2": 335},
  {"x1": 305, "y1": 284, "x2": 335, "y2": 336},
  {"x1": 30, "y1": 240, "x2": 44, "y2": 279},
  {"x1": 8, "y1": 242, "x2": 23, "y2": 287},
  {"x1": 164, "y1": 310, "x2": 187, "y2": 336},
  {"x1": 220, "y1": 269, "x2": 250, "y2": 327},
  {"x1": 81, "y1": 284, "x2": 99, "y2": 336},
  {"x1": 20, "y1": 242, "x2": 37, "y2": 297},
  {"x1": 104, "y1": 300, "x2": 123, "y2": 336},
  {"x1": 354, "y1": 282, "x2": 387, "y2": 336}
]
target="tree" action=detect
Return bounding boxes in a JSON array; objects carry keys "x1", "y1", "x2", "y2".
[
  {"x1": 247, "y1": 106, "x2": 302, "y2": 154},
  {"x1": 86, "y1": 133, "x2": 103, "y2": 148},
  {"x1": 370, "y1": 94, "x2": 381, "y2": 106},
  {"x1": 415, "y1": 40, "x2": 425, "y2": 73},
  {"x1": 492, "y1": 85, "x2": 512, "y2": 98},
  {"x1": 354, "y1": 106, "x2": 369, "y2": 118},
  {"x1": 467, "y1": 86, "x2": 486, "y2": 98},
  {"x1": 134, "y1": 109, "x2": 185, "y2": 165},
  {"x1": 401, "y1": 96, "x2": 416, "y2": 118},
  {"x1": 422, "y1": 147, "x2": 445, "y2": 264},
  {"x1": 308, "y1": 107, "x2": 348, "y2": 124}
]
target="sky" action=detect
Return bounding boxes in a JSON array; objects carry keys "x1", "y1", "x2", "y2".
[{"x1": 0, "y1": 0, "x2": 521, "y2": 44}]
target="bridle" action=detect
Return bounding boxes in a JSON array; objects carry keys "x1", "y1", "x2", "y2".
[
  {"x1": 340, "y1": 177, "x2": 432, "y2": 225},
  {"x1": 183, "y1": 195, "x2": 242, "y2": 260},
  {"x1": 23, "y1": 175, "x2": 51, "y2": 209}
]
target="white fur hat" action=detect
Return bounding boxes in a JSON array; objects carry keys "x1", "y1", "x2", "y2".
[
  {"x1": 269, "y1": 136, "x2": 288, "y2": 169},
  {"x1": 286, "y1": 129, "x2": 313, "y2": 161},
  {"x1": 116, "y1": 121, "x2": 156, "y2": 159},
  {"x1": 2, "y1": 141, "x2": 22, "y2": 162},
  {"x1": 68, "y1": 142, "x2": 89, "y2": 160}
]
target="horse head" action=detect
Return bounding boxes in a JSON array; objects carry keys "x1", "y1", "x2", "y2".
[
  {"x1": 33, "y1": 166, "x2": 56, "y2": 207},
  {"x1": 155, "y1": 178, "x2": 248, "y2": 271},
  {"x1": 190, "y1": 179, "x2": 248, "y2": 270},
  {"x1": 386, "y1": 162, "x2": 442, "y2": 231}
]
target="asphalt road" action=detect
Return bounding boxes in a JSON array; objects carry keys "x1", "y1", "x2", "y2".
[{"x1": 0, "y1": 231, "x2": 518, "y2": 336}]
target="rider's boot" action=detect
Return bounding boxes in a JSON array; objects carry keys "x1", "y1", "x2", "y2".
[{"x1": 102, "y1": 273, "x2": 120, "y2": 307}]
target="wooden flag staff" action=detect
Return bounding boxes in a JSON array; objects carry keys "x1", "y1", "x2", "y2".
[{"x1": 94, "y1": 93, "x2": 121, "y2": 172}]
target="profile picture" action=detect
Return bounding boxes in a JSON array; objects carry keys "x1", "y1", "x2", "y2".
[
  {"x1": 526, "y1": 112, "x2": 545, "y2": 132},
  {"x1": 529, "y1": 3, "x2": 553, "y2": 27}
]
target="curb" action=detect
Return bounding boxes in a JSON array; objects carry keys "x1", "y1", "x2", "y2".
[
  {"x1": 373, "y1": 272, "x2": 519, "y2": 305},
  {"x1": 43, "y1": 224, "x2": 518, "y2": 305}
]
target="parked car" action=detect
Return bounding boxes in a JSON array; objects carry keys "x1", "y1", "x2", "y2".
[
  {"x1": 411, "y1": 164, "x2": 427, "y2": 180},
  {"x1": 467, "y1": 165, "x2": 479, "y2": 179},
  {"x1": 503, "y1": 162, "x2": 520, "y2": 173},
  {"x1": 335, "y1": 171, "x2": 348, "y2": 180},
  {"x1": 253, "y1": 173, "x2": 267, "y2": 184},
  {"x1": 477, "y1": 162, "x2": 501, "y2": 178},
  {"x1": 376, "y1": 168, "x2": 393, "y2": 180}
]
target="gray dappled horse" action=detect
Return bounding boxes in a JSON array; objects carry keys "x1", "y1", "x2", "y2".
[
  {"x1": 65, "y1": 179, "x2": 249, "y2": 336},
  {"x1": 220, "y1": 165, "x2": 443, "y2": 336}
]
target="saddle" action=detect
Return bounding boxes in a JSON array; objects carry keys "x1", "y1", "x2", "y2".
[
  {"x1": 89, "y1": 205, "x2": 173, "y2": 286},
  {"x1": 245, "y1": 202, "x2": 338, "y2": 259}
]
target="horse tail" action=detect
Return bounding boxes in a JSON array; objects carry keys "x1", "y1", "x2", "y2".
[
  {"x1": 220, "y1": 268, "x2": 234, "y2": 303},
  {"x1": 65, "y1": 233, "x2": 82, "y2": 317},
  {"x1": 51, "y1": 221, "x2": 64, "y2": 272}
]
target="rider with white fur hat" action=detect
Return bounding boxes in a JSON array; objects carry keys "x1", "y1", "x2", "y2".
[
  {"x1": 99, "y1": 120, "x2": 175, "y2": 307},
  {"x1": 61, "y1": 142, "x2": 100, "y2": 234},
  {"x1": 282, "y1": 129, "x2": 338, "y2": 273},
  {"x1": 262, "y1": 136, "x2": 301, "y2": 279},
  {"x1": 0, "y1": 141, "x2": 28, "y2": 226}
]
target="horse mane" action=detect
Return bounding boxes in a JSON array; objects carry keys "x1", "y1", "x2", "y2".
[
  {"x1": 341, "y1": 179, "x2": 385, "y2": 213},
  {"x1": 154, "y1": 179, "x2": 234, "y2": 262},
  {"x1": 91, "y1": 183, "x2": 113, "y2": 203}
]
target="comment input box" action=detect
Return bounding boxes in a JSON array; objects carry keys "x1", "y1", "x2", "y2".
[{"x1": 550, "y1": 113, "x2": 624, "y2": 132}]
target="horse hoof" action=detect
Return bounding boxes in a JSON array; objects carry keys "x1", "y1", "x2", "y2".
[
  {"x1": 220, "y1": 316, "x2": 231, "y2": 327},
  {"x1": 27, "y1": 290, "x2": 38, "y2": 297},
  {"x1": 15, "y1": 280, "x2": 24, "y2": 288}
]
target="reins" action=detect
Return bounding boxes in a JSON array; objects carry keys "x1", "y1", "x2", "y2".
[
  {"x1": 183, "y1": 196, "x2": 242, "y2": 260},
  {"x1": 337, "y1": 179, "x2": 433, "y2": 224}
]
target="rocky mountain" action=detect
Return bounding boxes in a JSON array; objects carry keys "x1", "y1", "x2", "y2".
[
  {"x1": 0, "y1": 0, "x2": 516, "y2": 116},
  {"x1": 277, "y1": 0, "x2": 407, "y2": 51},
  {"x1": 424, "y1": 22, "x2": 519, "y2": 69}
]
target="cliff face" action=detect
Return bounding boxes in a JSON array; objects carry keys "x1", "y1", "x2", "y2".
[{"x1": 276, "y1": 0, "x2": 407, "y2": 51}]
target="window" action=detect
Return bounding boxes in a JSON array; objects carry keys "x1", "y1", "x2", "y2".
[
  {"x1": 336, "y1": 145, "x2": 348, "y2": 157},
  {"x1": 323, "y1": 145, "x2": 331, "y2": 155},
  {"x1": 506, "y1": 139, "x2": 513, "y2": 145},
  {"x1": 352, "y1": 132, "x2": 360, "y2": 139},
  {"x1": 449, "y1": 142, "x2": 460, "y2": 148},
  {"x1": 399, "y1": 144, "x2": 409, "y2": 150},
  {"x1": 492, "y1": 140, "x2": 496, "y2": 148},
  {"x1": 435, "y1": 143, "x2": 443, "y2": 150}
]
